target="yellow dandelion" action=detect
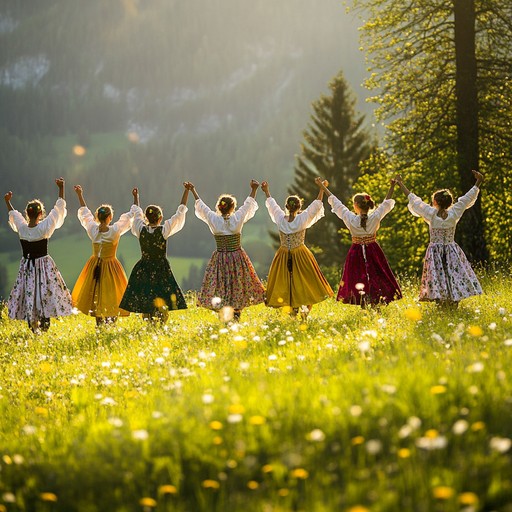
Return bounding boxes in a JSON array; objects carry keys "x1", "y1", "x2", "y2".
[
  {"x1": 277, "y1": 297, "x2": 284, "y2": 304},
  {"x1": 281, "y1": 305, "x2": 292, "y2": 315},
  {"x1": 404, "y1": 308, "x2": 422, "y2": 321},
  {"x1": 247, "y1": 480, "x2": 259, "y2": 490},
  {"x1": 299, "y1": 323, "x2": 308, "y2": 331},
  {"x1": 347, "y1": 506, "x2": 370, "y2": 512},
  {"x1": 262, "y1": 464, "x2": 273, "y2": 473},
  {"x1": 0, "y1": 505, "x2": 7, "y2": 512},
  {"x1": 2, "y1": 455, "x2": 12, "y2": 465},
  {"x1": 35, "y1": 407, "x2": 48, "y2": 416},
  {"x1": 278, "y1": 488, "x2": 290, "y2": 497},
  {"x1": 226, "y1": 459, "x2": 238, "y2": 469},
  {"x1": 202, "y1": 480, "x2": 220, "y2": 489},
  {"x1": 471, "y1": 421, "x2": 486, "y2": 432},
  {"x1": 153, "y1": 297, "x2": 166, "y2": 308},
  {"x1": 40, "y1": 493, "x2": 58, "y2": 502},
  {"x1": 458, "y1": 492, "x2": 479, "y2": 505},
  {"x1": 425, "y1": 429, "x2": 439, "y2": 438},
  {"x1": 228, "y1": 404, "x2": 245, "y2": 415},
  {"x1": 397, "y1": 448, "x2": 411, "y2": 459},
  {"x1": 139, "y1": 497, "x2": 157, "y2": 508},
  {"x1": 291, "y1": 468, "x2": 309, "y2": 479},
  {"x1": 249, "y1": 415, "x2": 266, "y2": 426},
  {"x1": 430, "y1": 385, "x2": 447, "y2": 395},
  {"x1": 39, "y1": 362, "x2": 52, "y2": 373},
  {"x1": 433, "y1": 486, "x2": 455, "y2": 500},
  {"x1": 213, "y1": 436, "x2": 223, "y2": 445},
  {"x1": 351, "y1": 436, "x2": 365, "y2": 446},
  {"x1": 209, "y1": 420, "x2": 223, "y2": 431},
  {"x1": 159, "y1": 485, "x2": 178, "y2": 495},
  {"x1": 467, "y1": 325, "x2": 483, "y2": 337}
]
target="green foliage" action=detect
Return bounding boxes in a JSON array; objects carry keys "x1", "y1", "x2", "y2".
[
  {"x1": 0, "y1": 272, "x2": 512, "y2": 511},
  {"x1": 286, "y1": 70, "x2": 375, "y2": 267},
  {"x1": 351, "y1": 0, "x2": 512, "y2": 267}
]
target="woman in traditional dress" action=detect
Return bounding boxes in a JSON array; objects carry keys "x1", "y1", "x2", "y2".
[
  {"x1": 72, "y1": 185, "x2": 137, "y2": 325},
  {"x1": 119, "y1": 184, "x2": 191, "y2": 322},
  {"x1": 395, "y1": 170, "x2": 483, "y2": 307},
  {"x1": 316, "y1": 177, "x2": 401, "y2": 307},
  {"x1": 261, "y1": 179, "x2": 333, "y2": 319},
  {"x1": 189, "y1": 180, "x2": 265, "y2": 322},
  {"x1": 4, "y1": 178, "x2": 73, "y2": 333}
]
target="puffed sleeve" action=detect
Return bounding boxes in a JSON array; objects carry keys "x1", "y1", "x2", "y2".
[
  {"x1": 232, "y1": 196, "x2": 258, "y2": 224},
  {"x1": 407, "y1": 193, "x2": 437, "y2": 219},
  {"x1": 371, "y1": 198, "x2": 395, "y2": 221},
  {"x1": 265, "y1": 197, "x2": 285, "y2": 224},
  {"x1": 38, "y1": 198, "x2": 67, "y2": 236},
  {"x1": 162, "y1": 204, "x2": 188, "y2": 239},
  {"x1": 77, "y1": 206, "x2": 98, "y2": 237},
  {"x1": 449, "y1": 186, "x2": 479, "y2": 220},
  {"x1": 328, "y1": 195, "x2": 357, "y2": 226},
  {"x1": 194, "y1": 198, "x2": 216, "y2": 225},
  {"x1": 300, "y1": 199, "x2": 325, "y2": 228},
  {"x1": 8, "y1": 210, "x2": 27, "y2": 233},
  {"x1": 131, "y1": 205, "x2": 146, "y2": 238},
  {"x1": 113, "y1": 204, "x2": 137, "y2": 235}
]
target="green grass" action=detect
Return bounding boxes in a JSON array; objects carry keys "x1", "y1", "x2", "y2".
[{"x1": 0, "y1": 272, "x2": 512, "y2": 511}]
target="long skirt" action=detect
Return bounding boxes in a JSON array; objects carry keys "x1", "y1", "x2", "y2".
[
  {"x1": 8, "y1": 255, "x2": 73, "y2": 324},
  {"x1": 120, "y1": 257, "x2": 187, "y2": 314},
  {"x1": 419, "y1": 242, "x2": 482, "y2": 302},
  {"x1": 338, "y1": 242, "x2": 401, "y2": 305},
  {"x1": 72, "y1": 256, "x2": 129, "y2": 318},
  {"x1": 197, "y1": 248, "x2": 265, "y2": 311},
  {"x1": 266, "y1": 245, "x2": 333, "y2": 308}
]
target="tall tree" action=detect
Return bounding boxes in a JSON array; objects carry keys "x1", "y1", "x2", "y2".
[
  {"x1": 352, "y1": 0, "x2": 512, "y2": 266},
  {"x1": 287, "y1": 70, "x2": 374, "y2": 268}
]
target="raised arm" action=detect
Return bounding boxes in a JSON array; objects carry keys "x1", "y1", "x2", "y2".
[
  {"x1": 188, "y1": 182, "x2": 200, "y2": 201},
  {"x1": 180, "y1": 182, "x2": 191, "y2": 206},
  {"x1": 261, "y1": 181, "x2": 271, "y2": 198},
  {"x1": 249, "y1": 179, "x2": 260, "y2": 199},
  {"x1": 4, "y1": 191, "x2": 13, "y2": 212},
  {"x1": 472, "y1": 169, "x2": 484, "y2": 188},
  {"x1": 56, "y1": 177, "x2": 65, "y2": 200},
  {"x1": 395, "y1": 175, "x2": 411, "y2": 196},
  {"x1": 74, "y1": 185, "x2": 87, "y2": 208},
  {"x1": 385, "y1": 178, "x2": 396, "y2": 200},
  {"x1": 132, "y1": 187, "x2": 139, "y2": 206},
  {"x1": 315, "y1": 177, "x2": 332, "y2": 197}
]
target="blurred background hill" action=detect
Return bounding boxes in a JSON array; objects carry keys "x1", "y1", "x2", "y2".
[{"x1": 0, "y1": 0, "x2": 373, "y2": 294}]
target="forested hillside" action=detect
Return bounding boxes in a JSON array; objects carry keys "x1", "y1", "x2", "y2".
[{"x1": 0, "y1": 0, "x2": 370, "y2": 294}]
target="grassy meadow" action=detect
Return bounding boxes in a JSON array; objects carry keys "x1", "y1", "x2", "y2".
[{"x1": 1, "y1": 271, "x2": 512, "y2": 511}]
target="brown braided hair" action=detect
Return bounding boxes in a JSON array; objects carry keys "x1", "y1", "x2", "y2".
[
  {"x1": 145, "y1": 205, "x2": 163, "y2": 225},
  {"x1": 353, "y1": 193, "x2": 375, "y2": 230},
  {"x1": 432, "y1": 189, "x2": 453, "y2": 210},
  {"x1": 216, "y1": 194, "x2": 236, "y2": 216},
  {"x1": 25, "y1": 200, "x2": 45, "y2": 221},
  {"x1": 285, "y1": 195, "x2": 303, "y2": 214},
  {"x1": 95, "y1": 204, "x2": 113, "y2": 222}
]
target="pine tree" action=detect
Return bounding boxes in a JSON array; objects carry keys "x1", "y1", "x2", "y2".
[{"x1": 286, "y1": 70, "x2": 374, "y2": 268}]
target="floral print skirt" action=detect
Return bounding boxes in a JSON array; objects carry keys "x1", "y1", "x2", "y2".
[
  {"x1": 8, "y1": 255, "x2": 73, "y2": 323},
  {"x1": 120, "y1": 256, "x2": 187, "y2": 314},
  {"x1": 197, "y1": 248, "x2": 265, "y2": 311},
  {"x1": 419, "y1": 242, "x2": 482, "y2": 302},
  {"x1": 266, "y1": 245, "x2": 333, "y2": 308}
]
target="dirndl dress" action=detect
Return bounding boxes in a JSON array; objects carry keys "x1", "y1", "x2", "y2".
[
  {"x1": 120, "y1": 226, "x2": 187, "y2": 314},
  {"x1": 338, "y1": 234, "x2": 402, "y2": 305},
  {"x1": 8, "y1": 238, "x2": 73, "y2": 323},
  {"x1": 72, "y1": 240, "x2": 129, "y2": 318},
  {"x1": 266, "y1": 230, "x2": 333, "y2": 308},
  {"x1": 197, "y1": 233, "x2": 265, "y2": 310},
  {"x1": 419, "y1": 227, "x2": 482, "y2": 302}
]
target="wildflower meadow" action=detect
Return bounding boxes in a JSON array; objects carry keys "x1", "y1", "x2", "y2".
[{"x1": 1, "y1": 270, "x2": 512, "y2": 512}]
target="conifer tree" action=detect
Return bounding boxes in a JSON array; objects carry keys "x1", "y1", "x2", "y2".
[{"x1": 287, "y1": 70, "x2": 374, "y2": 268}]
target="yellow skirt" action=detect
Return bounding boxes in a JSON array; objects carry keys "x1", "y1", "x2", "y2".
[
  {"x1": 72, "y1": 256, "x2": 129, "y2": 318},
  {"x1": 265, "y1": 245, "x2": 333, "y2": 308}
]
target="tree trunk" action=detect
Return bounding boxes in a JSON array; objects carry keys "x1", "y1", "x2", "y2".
[{"x1": 453, "y1": 0, "x2": 489, "y2": 263}]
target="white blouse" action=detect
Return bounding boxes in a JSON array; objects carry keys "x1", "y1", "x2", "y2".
[
  {"x1": 194, "y1": 197, "x2": 258, "y2": 235},
  {"x1": 407, "y1": 186, "x2": 480, "y2": 228},
  {"x1": 328, "y1": 195, "x2": 395, "y2": 237},
  {"x1": 265, "y1": 197, "x2": 324, "y2": 234},
  {"x1": 131, "y1": 205, "x2": 188, "y2": 239},
  {"x1": 77, "y1": 205, "x2": 137, "y2": 243},
  {"x1": 8, "y1": 198, "x2": 67, "y2": 241}
]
